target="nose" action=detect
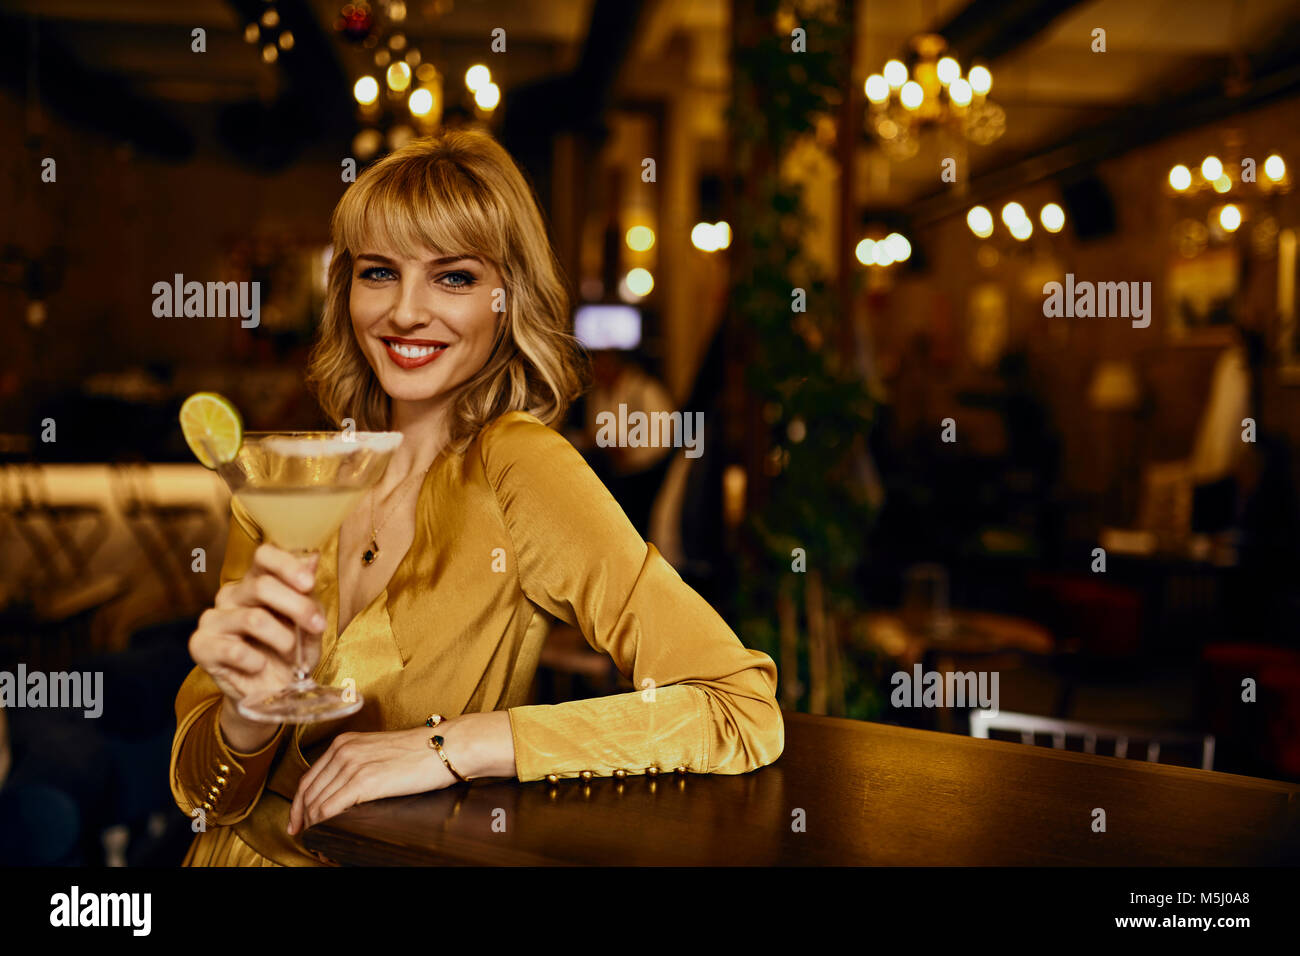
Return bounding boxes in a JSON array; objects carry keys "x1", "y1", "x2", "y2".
[{"x1": 391, "y1": 273, "x2": 431, "y2": 332}]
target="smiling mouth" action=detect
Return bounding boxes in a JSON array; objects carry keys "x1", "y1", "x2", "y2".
[{"x1": 381, "y1": 336, "x2": 450, "y2": 368}]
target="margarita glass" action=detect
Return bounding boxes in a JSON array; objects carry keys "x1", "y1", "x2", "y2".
[{"x1": 207, "y1": 430, "x2": 403, "y2": 723}]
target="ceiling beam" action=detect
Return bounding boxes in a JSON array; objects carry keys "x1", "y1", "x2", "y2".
[{"x1": 934, "y1": 0, "x2": 1091, "y2": 64}]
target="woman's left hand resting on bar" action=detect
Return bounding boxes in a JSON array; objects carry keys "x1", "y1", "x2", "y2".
[{"x1": 288, "y1": 711, "x2": 515, "y2": 834}]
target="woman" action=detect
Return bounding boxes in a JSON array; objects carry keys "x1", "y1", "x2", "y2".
[{"x1": 170, "y1": 128, "x2": 783, "y2": 866}]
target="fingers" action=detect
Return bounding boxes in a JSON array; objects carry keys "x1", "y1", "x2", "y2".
[
  {"x1": 290, "y1": 733, "x2": 354, "y2": 834},
  {"x1": 307, "y1": 768, "x2": 369, "y2": 828},
  {"x1": 251, "y1": 543, "x2": 318, "y2": 593},
  {"x1": 247, "y1": 573, "x2": 326, "y2": 643}
]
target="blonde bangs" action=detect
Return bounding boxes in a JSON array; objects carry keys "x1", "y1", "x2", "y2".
[{"x1": 334, "y1": 156, "x2": 506, "y2": 269}]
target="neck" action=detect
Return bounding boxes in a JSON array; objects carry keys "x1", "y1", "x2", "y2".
[{"x1": 379, "y1": 397, "x2": 451, "y2": 496}]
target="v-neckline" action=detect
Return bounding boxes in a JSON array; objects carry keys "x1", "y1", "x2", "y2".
[{"x1": 331, "y1": 443, "x2": 451, "y2": 640}]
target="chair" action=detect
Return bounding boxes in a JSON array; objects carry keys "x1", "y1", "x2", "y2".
[{"x1": 970, "y1": 709, "x2": 1215, "y2": 770}]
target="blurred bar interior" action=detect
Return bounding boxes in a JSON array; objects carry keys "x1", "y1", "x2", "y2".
[{"x1": 2, "y1": 0, "x2": 1300, "y2": 864}]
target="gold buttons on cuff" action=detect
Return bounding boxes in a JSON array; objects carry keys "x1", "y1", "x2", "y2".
[
  {"x1": 214, "y1": 775, "x2": 228, "y2": 786},
  {"x1": 613, "y1": 769, "x2": 627, "y2": 779},
  {"x1": 545, "y1": 774, "x2": 559, "y2": 785},
  {"x1": 579, "y1": 771, "x2": 593, "y2": 782},
  {"x1": 217, "y1": 763, "x2": 230, "y2": 774},
  {"x1": 645, "y1": 766, "x2": 659, "y2": 776},
  {"x1": 201, "y1": 801, "x2": 213, "y2": 811},
  {"x1": 674, "y1": 766, "x2": 687, "y2": 774}
]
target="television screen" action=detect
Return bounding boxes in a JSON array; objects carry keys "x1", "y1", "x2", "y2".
[{"x1": 574, "y1": 304, "x2": 642, "y2": 350}]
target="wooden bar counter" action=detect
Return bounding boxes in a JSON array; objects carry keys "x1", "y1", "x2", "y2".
[{"x1": 303, "y1": 712, "x2": 1300, "y2": 866}]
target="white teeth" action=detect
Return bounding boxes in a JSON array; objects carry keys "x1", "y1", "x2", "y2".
[{"x1": 389, "y1": 342, "x2": 446, "y2": 358}]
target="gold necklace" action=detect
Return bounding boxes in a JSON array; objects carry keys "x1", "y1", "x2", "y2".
[{"x1": 361, "y1": 463, "x2": 431, "y2": 567}]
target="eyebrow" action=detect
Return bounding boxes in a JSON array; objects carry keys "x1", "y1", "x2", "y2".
[{"x1": 355, "y1": 253, "x2": 483, "y2": 267}]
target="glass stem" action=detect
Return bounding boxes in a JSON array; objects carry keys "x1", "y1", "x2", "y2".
[{"x1": 292, "y1": 548, "x2": 319, "y2": 684}]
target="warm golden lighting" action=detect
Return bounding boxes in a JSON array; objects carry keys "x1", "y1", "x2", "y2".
[
  {"x1": 416, "y1": 63, "x2": 438, "y2": 83},
  {"x1": 900, "y1": 81, "x2": 923, "y2": 110},
  {"x1": 1040, "y1": 203, "x2": 1065, "y2": 233},
  {"x1": 465, "y1": 64, "x2": 491, "y2": 92},
  {"x1": 865, "y1": 74, "x2": 889, "y2": 104},
  {"x1": 1009, "y1": 217, "x2": 1033, "y2": 241},
  {"x1": 278, "y1": 30, "x2": 294, "y2": 51},
  {"x1": 1201, "y1": 156, "x2": 1223, "y2": 181},
  {"x1": 872, "y1": 242, "x2": 896, "y2": 267},
  {"x1": 387, "y1": 61, "x2": 412, "y2": 92},
  {"x1": 715, "y1": 221, "x2": 731, "y2": 249},
  {"x1": 949, "y1": 78, "x2": 972, "y2": 107},
  {"x1": 626, "y1": 225, "x2": 655, "y2": 251},
  {"x1": 885, "y1": 232, "x2": 911, "y2": 262},
  {"x1": 261, "y1": 8, "x2": 279, "y2": 28},
  {"x1": 1265, "y1": 154, "x2": 1286, "y2": 181},
  {"x1": 389, "y1": 33, "x2": 407, "y2": 51},
  {"x1": 625, "y1": 268, "x2": 654, "y2": 297},
  {"x1": 936, "y1": 57, "x2": 960, "y2": 85},
  {"x1": 967, "y1": 206, "x2": 994, "y2": 238},
  {"x1": 243, "y1": 23, "x2": 259, "y2": 44},
  {"x1": 1169, "y1": 164, "x2": 1192, "y2": 191},
  {"x1": 261, "y1": 43, "x2": 278, "y2": 64},
  {"x1": 883, "y1": 59, "x2": 908, "y2": 88},
  {"x1": 474, "y1": 82, "x2": 500, "y2": 110},
  {"x1": 1213, "y1": 174, "x2": 1231, "y2": 194},
  {"x1": 1001, "y1": 201, "x2": 1027, "y2": 227},
  {"x1": 1219, "y1": 204, "x2": 1242, "y2": 232},
  {"x1": 354, "y1": 76, "x2": 380, "y2": 105},
  {"x1": 968, "y1": 65, "x2": 992, "y2": 96},
  {"x1": 855, "y1": 239, "x2": 875, "y2": 265},
  {"x1": 408, "y1": 87, "x2": 434, "y2": 116}
]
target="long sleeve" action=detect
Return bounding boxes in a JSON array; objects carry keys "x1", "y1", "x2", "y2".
[
  {"x1": 169, "y1": 496, "x2": 288, "y2": 825},
  {"x1": 481, "y1": 411, "x2": 784, "y2": 782}
]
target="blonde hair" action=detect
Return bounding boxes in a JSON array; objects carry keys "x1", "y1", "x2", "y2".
[{"x1": 307, "y1": 127, "x2": 588, "y2": 453}]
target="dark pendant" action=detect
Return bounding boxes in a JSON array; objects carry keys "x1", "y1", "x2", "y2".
[{"x1": 362, "y1": 539, "x2": 379, "y2": 566}]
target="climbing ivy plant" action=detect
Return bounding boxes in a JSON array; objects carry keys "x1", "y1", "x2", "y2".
[{"x1": 728, "y1": 0, "x2": 883, "y2": 720}]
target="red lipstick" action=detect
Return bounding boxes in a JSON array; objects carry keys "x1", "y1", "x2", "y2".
[{"x1": 381, "y1": 336, "x2": 450, "y2": 370}]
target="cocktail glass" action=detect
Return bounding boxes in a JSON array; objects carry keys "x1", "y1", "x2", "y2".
[{"x1": 204, "y1": 430, "x2": 403, "y2": 723}]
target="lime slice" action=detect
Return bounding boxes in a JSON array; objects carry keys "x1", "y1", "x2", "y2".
[{"x1": 180, "y1": 392, "x2": 243, "y2": 468}]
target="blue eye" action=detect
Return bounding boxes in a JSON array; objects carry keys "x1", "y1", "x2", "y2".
[
  {"x1": 359, "y1": 266, "x2": 395, "y2": 281},
  {"x1": 441, "y1": 271, "x2": 475, "y2": 288}
]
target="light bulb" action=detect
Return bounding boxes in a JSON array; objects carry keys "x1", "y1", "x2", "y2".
[
  {"x1": 949, "y1": 78, "x2": 972, "y2": 107},
  {"x1": 900, "y1": 81, "x2": 923, "y2": 110},
  {"x1": 353, "y1": 76, "x2": 380, "y2": 105},
  {"x1": 1219, "y1": 204, "x2": 1242, "y2": 232},
  {"x1": 1168, "y1": 164, "x2": 1192, "y2": 191},
  {"x1": 1040, "y1": 203, "x2": 1065, "y2": 233},
  {"x1": 1265, "y1": 154, "x2": 1286, "y2": 181},
  {"x1": 1001, "y1": 201, "x2": 1027, "y2": 227},
  {"x1": 936, "y1": 57, "x2": 960, "y2": 85},
  {"x1": 1201, "y1": 156, "x2": 1223, "y2": 181},
  {"x1": 885, "y1": 232, "x2": 911, "y2": 262},
  {"x1": 864, "y1": 74, "x2": 890, "y2": 104},
  {"x1": 465, "y1": 64, "x2": 490, "y2": 92},
  {"x1": 968, "y1": 65, "x2": 991, "y2": 95},
  {"x1": 883, "y1": 59, "x2": 908, "y2": 88},
  {"x1": 967, "y1": 206, "x2": 994, "y2": 238}
]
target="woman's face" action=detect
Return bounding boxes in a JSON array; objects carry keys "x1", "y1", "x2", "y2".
[{"x1": 349, "y1": 242, "x2": 503, "y2": 408}]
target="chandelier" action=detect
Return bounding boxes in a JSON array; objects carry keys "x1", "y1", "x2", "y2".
[
  {"x1": 1164, "y1": 131, "x2": 1290, "y2": 258},
  {"x1": 864, "y1": 34, "x2": 1004, "y2": 160}
]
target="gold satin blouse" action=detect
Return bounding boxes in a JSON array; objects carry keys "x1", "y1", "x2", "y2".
[{"x1": 170, "y1": 410, "x2": 784, "y2": 866}]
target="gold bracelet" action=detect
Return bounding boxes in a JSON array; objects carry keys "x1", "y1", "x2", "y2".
[{"x1": 428, "y1": 731, "x2": 468, "y2": 783}]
